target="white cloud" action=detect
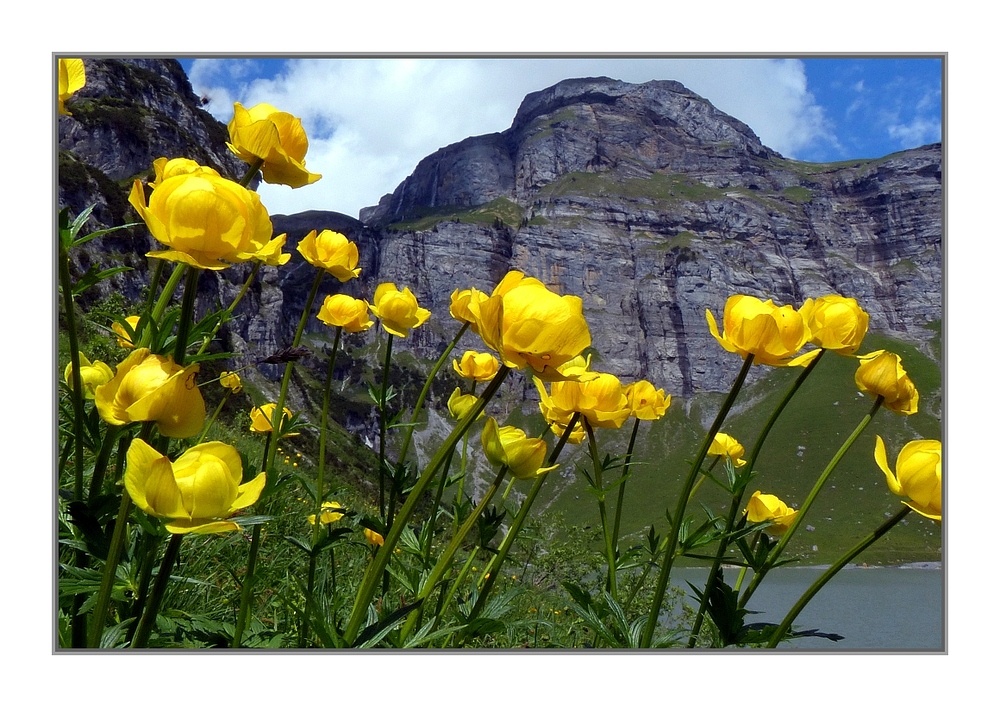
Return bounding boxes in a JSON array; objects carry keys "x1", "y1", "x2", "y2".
[{"x1": 188, "y1": 58, "x2": 836, "y2": 219}]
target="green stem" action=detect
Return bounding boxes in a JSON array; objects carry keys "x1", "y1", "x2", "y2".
[
  {"x1": 238, "y1": 157, "x2": 264, "y2": 188},
  {"x1": 396, "y1": 322, "x2": 469, "y2": 471},
  {"x1": 197, "y1": 390, "x2": 231, "y2": 445},
  {"x1": 378, "y1": 333, "x2": 394, "y2": 521},
  {"x1": 87, "y1": 423, "x2": 124, "y2": 502},
  {"x1": 610, "y1": 418, "x2": 641, "y2": 560},
  {"x1": 143, "y1": 259, "x2": 165, "y2": 318},
  {"x1": 125, "y1": 530, "x2": 162, "y2": 644},
  {"x1": 766, "y1": 506, "x2": 912, "y2": 648},
  {"x1": 422, "y1": 446, "x2": 456, "y2": 569},
  {"x1": 88, "y1": 421, "x2": 155, "y2": 647},
  {"x1": 399, "y1": 465, "x2": 508, "y2": 642},
  {"x1": 686, "y1": 456, "x2": 721, "y2": 504},
  {"x1": 640, "y1": 353, "x2": 755, "y2": 648},
  {"x1": 58, "y1": 245, "x2": 86, "y2": 506},
  {"x1": 196, "y1": 261, "x2": 261, "y2": 357},
  {"x1": 458, "y1": 413, "x2": 582, "y2": 643},
  {"x1": 131, "y1": 533, "x2": 183, "y2": 648},
  {"x1": 584, "y1": 417, "x2": 617, "y2": 599},
  {"x1": 342, "y1": 366, "x2": 510, "y2": 646},
  {"x1": 687, "y1": 350, "x2": 825, "y2": 647},
  {"x1": 301, "y1": 325, "x2": 342, "y2": 645},
  {"x1": 739, "y1": 395, "x2": 884, "y2": 609},
  {"x1": 453, "y1": 380, "x2": 476, "y2": 536},
  {"x1": 232, "y1": 524, "x2": 263, "y2": 647},
  {"x1": 148, "y1": 263, "x2": 187, "y2": 342},
  {"x1": 172, "y1": 267, "x2": 200, "y2": 366}
]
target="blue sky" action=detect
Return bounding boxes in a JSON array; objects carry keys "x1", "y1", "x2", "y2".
[{"x1": 179, "y1": 57, "x2": 941, "y2": 219}]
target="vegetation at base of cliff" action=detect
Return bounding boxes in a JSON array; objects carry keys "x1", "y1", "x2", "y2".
[{"x1": 386, "y1": 197, "x2": 525, "y2": 232}]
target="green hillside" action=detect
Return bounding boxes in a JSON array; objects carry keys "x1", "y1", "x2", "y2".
[{"x1": 535, "y1": 328, "x2": 943, "y2": 566}]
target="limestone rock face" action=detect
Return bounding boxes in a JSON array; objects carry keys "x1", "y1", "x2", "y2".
[{"x1": 58, "y1": 64, "x2": 941, "y2": 404}]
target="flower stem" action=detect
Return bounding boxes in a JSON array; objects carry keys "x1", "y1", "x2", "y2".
[
  {"x1": 342, "y1": 366, "x2": 510, "y2": 646},
  {"x1": 148, "y1": 263, "x2": 187, "y2": 343},
  {"x1": 584, "y1": 417, "x2": 618, "y2": 599},
  {"x1": 739, "y1": 395, "x2": 884, "y2": 609},
  {"x1": 196, "y1": 260, "x2": 261, "y2": 357},
  {"x1": 377, "y1": 333, "x2": 394, "y2": 521},
  {"x1": 610, "y1": 418, "x2": 641, "y2": 562},
  {"x1": 687, "y1": 350, "x2": 825, "y2": 647},
  {"x1": 58, "y1": 244, "x2": 86, "y2": 505},
  {"x1": 197, "y1": 390, "x2": 231, "y2": 445},
  {"x1": 640, "y1": 353, "x2": 755, "y2": 648},
  {"x1": 766, "y1": 506, "x2": 911, "y2": 647},
  {"x1": 399, "y1": 464, "x2": 508, "y2": 642},
  {"x1": 172, "y1": 266, "x2": 200, "y2": 366},
  {"x1": 232, "y1": 524, "x2": 263, "y2": 648},
  {"x1": 458, "y1": 413, "x2": 582, "y2": 644},
  {"x1": 131, "y1": 533, "x2": 184, "y2": 648},
  {"x1": 88, "y1": 420, "x2": 155, "y2": 647},
  {"x1": 238, "y1": 157, "x2": 264, "y2": 188}
]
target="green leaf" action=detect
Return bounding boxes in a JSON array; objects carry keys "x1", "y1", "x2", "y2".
[
  {"x1": 72, "y1": 265, "x2": 133, "y2": 296},
  {"x1": 352, "y1": 599, "x2": 423, "y2": 648}
]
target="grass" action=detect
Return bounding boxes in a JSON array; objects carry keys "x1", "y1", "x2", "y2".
[
  {"x1": 537, "y1": 330, "x2": 942, "y2": 567},
  {"x1": 386, "y1": 197, "x2": 525, "y2": 232}
]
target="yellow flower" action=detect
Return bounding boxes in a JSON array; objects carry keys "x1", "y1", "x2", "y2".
[
  {"x1": 220, "y1": 371, "x2": 242, "y2": 394},
  {"x1": 470, "y1": 271, "x2": 591, "y2": 381},
  {"x1": 129, "y1": 164, "x2": 287, "y2": 270},
  {"x1": 148, "y1": 157, "x2": 221, "y2": 186},
  {"x1": 706, "y1": 294, "x2": 819, "y2": 367},
  {"x1": 708, "y1": 432, "x2": 747, "y2": 468},
  {"x1": 453, "y1": 350, "x2": 500, "y2": 382},
  {"x1": 745, "y1": 491, "x2": 798, "y2": 535},
  {"x1": 308, "y1": 501, "x2": 346, "y2": 526},
  {"x1": 63, "y1": 353, "x2": 114, "y2": 400},
  {"x1": 799, "y1": 294, "x2": 869, "y2": 355},
  {"x1": 447, "y1": 387, "x2": 481, "y2": 421},
  {"x1": 249, "y1": 403, "x2": 295, "y2": 434},
  {"x1": 296, "y1": 230, "x2": 361, "y2": 282},
  {"x1": 316, "y1": 293, "x2": 373, "y2": 332},
  {"x1": 623, "y1": 380, "x2": 671, "y2": 420},
  {"x1": 536, "y1": 371, "x2": 632, "y2": 430},
  {"x1": 227, "y1": 102, "x2": 322, "y2": 188},
  {"x1": 369, "y1": 283, "x2": 431, "y2": 338},
  {"x1": 855, "y1": 350, "x2": 919, "y2": 415},
  {"x1": 450, "y1": 288, "x2": 489, "y2": 332},
  {"x1": 549, "y1": 420, "x2": 586, "y2": 445},
  {"x1": 124, "y1": 438, "x2": 265, "y2": 534},
  {"x1": 58, "y1": 58, "x2": 86, "y2": 116},
  {"x1": 95, "y1": 348, "x2": 206, "y2": 438},
  {"x1": 112, "y1": 316, "x2": 142, "y2": 349},
  {"x1": 364, "y1": 527, "x2": 385, "y2": 546},
  {"x1": 874, "y1": 436, "x2": 941, "y2": 521},
  {"x1": 481, "y1": 417, "x2": 558, "y2": 480}
]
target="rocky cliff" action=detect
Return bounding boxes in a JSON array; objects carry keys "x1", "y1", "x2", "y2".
[{"x1": 58, "y1": 62, "x2": 942, "y2": 408}]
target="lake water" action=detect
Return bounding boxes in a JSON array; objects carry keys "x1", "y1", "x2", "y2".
[{"x1": 670, "y1": 564, "x2": 944, "y2": 651}]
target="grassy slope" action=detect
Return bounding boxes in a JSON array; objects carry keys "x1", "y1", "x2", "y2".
[{"x1": 535, "y1": 329, "x2": 942, "y2": 566}]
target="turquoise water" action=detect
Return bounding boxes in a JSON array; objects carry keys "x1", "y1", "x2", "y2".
[{"x1": 671, "y1": 565, "x2": 944, "y2": 651}]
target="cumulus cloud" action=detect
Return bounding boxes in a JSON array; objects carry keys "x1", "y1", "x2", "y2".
[{"x1": 188, "y1": 58, "x2": 836, "y2": 218}]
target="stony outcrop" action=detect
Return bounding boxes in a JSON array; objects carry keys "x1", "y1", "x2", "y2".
[{"x1": 58, "y1": 63, "x2": 942, "y2": 407}]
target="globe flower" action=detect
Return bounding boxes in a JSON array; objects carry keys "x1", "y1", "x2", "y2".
[
  {"x1": 250, "y1": 403, "x2": 295, "y2": 434},
  {"x1": 470, "y1": 271, "x2": 592, "y2": 381},
  {"x1": 95, "y1": 348, "x2": 206, "y2": 438},
  {"x1": 129, "y1": 165, "x2": 287, "y2": 270},
  {"x1": 369, "y1": 283, "x2": 431, "y2": 338},
  {"x1": 708, "y1": 432, "x2": 747, "y2": 468},
  {"x1": 296, "y1": 229, "x2": 361, "y2": 282},
  {"x1": 799, "y1": 294, "x2": 869, "y2": 354},
  {"x1": 112, "y1": 315, "x2": 142, "y2": 349},
  {"x1": 549, "y1": 420, "x2": 586, "y2": 445},
  {"x1": 64, "y1": 353, "x2": 114, "y2": 400},
  {"x1": 125, "y1": 438, "x2": 265, "y2": 534},
  {"x1": 220, "y1": 371, "x2": 242, "y2": 394},
  {"x1": 874, "y1": 436, "x2": 942, "y2": 521},
  {"x1": 317, "y1": 293, "x2": 373, "y2": 332},
  {"x1": 227, "y1": 102, "x2": 322, "y2": 188},
  {"x1": 450, "y1": 288, "x2": 489, "y2": 332},
  {"x1": 746, "y1": 491, "x2": 798, "y2": 535},
  {"x1": 453, "y1": 350, "x2": 500, "y2": 382},
  {"x1": 536, "y1": 370, "x2": 632, "y2": 430},
  {"x1": 447, "y1": 387, "x2": 481, "y2": 421},
  {"x1": 481, "y1": 417, "x2": 558, "y2": 480},
  {"x1": 364, "y1": 527, "x2": 385, "y2": 546},
  {"x1": 855, "y1": 350, "x2": 919, "y2": 415},
  {"x1": 623, "y1": 380, "x2": 671, "y2": 420},
  {"x1": 706, "y1": 294, "x2": 819, "y2": 367},
  {"x1": 58, "y1": 58, "x2": 86, "y2": 116},
  {"x1": 148, "y1": 157, "x2": 221, "y2": 186},
  {"x1": 308, "y1": 501, "x2": 346, "y2": 526}
]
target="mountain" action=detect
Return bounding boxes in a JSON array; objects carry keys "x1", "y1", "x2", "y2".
[{"x1": 57, "y1": 59, "x2": 942, "y2": 424}]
